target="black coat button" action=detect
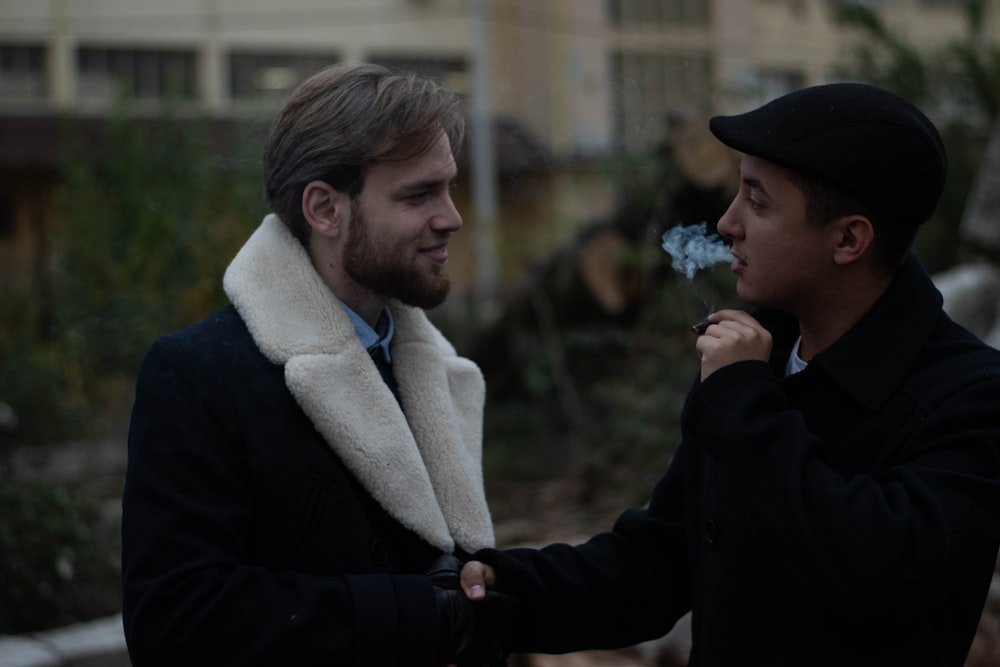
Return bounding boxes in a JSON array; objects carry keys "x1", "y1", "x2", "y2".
[
  {"x1": 704, "y1": 520, "x2": 719, "y2": 544},
  {"x1": 370, "y1": 539, "x2": 388, "y2": 565}
]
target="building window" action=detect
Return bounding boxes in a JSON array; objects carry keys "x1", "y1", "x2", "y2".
[
  {"x1": 834, "y1": 0, "x2": 897, "y2": 7},
  {"x1": 77, "y1": 47, "x2": 196, "y2": 102},
  {"x1": 229, "y1": 51, "x2": 340, "y2": 102},
  {"x1": 612, "y1": 50, "x2": 712, "y2": 152},
  {"x1": 0, "y1": 45, "x2": 46, "y2": 99},
  {"x1": 752, "y1": 68, "x2": 806, "y2": 106},
  {"x1": 607, "y1": 0, "x2": 709, "y2": 27}
]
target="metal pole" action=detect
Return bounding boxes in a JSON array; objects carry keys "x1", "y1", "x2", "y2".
[{"x1": 468, "y1": 0, "x2": 500, "y2": 321}]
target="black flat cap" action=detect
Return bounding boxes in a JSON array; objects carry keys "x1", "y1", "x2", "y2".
[{"x1": 709, "y1": 82, "x2": 947, "y2": 226}]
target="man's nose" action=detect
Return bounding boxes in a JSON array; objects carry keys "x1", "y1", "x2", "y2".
[
  {"x1": 716, "y1": 199, "x2": 740, "y2": 240},
  {"x1": 434, "y1": 195, "x2": 463, "y2": 232}
]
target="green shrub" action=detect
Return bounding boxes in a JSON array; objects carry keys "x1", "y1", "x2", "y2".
[
  {"x1": 0, "y1": 481, "x2": 119, "y2": 634},
  {"x1": 0, "y1": 113, "x2": 265, "y2": 446}
]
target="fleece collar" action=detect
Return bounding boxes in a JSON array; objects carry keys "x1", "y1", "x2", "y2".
[{"x1": 222, "y1": 215, "x2": 494, "y2": 554}]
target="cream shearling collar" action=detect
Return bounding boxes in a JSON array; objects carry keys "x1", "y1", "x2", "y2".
[{"x1": 222, "y1": 215, "x2": 493, "y2": 554}]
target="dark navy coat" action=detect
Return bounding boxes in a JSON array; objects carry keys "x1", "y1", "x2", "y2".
[
  {"x1": 122, "y1": 217, "x2": 493, "y2": 666},
  {"x1": 480, "y1": 254, "x2": 1000, "y2": 666}
]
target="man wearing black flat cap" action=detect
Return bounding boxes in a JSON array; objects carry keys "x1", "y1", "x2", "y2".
[{"x1": 459, "y1": 83, "x2": 1000, "y2": 666}]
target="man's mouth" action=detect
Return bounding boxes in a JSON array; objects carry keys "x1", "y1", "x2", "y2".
[{"x1": 421, "y1": 242, "x2": 449, "y2": 264}]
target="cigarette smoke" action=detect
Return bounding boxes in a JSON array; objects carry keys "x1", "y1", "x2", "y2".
[{"x1": 661, "y1": 222, "x2": 731, "y2": 280}]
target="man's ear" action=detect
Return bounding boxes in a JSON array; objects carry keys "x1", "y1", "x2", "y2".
[
  {"x1": 302, "y1": 180, "x2": 350, "y2": 238},
  {"x1": 832, "y1": 215, "x2": 875, "y2": 266}
]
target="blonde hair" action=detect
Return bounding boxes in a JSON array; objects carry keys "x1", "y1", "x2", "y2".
[{"x1": 262, "y1": 62, "x2": 465, "y2": 244}]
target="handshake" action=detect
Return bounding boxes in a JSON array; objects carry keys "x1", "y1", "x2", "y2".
[{"x1": 428, "y1": 554, "x2": 515, "y2": 667}]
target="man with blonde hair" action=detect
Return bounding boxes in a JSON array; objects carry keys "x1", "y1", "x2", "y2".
[{"x1": 123, "y1": 62, "x2": 506, "y2": 666}]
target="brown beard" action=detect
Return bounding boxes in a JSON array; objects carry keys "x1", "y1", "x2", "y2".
[{"x1": 342, "y1": 200, "x2": 451, "y2": 309}]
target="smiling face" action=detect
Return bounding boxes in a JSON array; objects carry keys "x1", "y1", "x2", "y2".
[
  {"x1": 339, "y1": 132, "x2": 462, "y2": 311},
  {"x1": 716, "y1": 155, "x2": 841, "y2": 316}
]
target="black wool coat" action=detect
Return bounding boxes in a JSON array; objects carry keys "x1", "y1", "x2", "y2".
[
  {"x1": 122, "y1": 216, "x2": 493, "y2": 667},
  {"x1": 478, "y1": 253, "x2": 1000, "y2": 666}
]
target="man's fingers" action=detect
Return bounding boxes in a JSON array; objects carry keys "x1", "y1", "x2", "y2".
[
  {"x1": 460, "y1": 560, "x2": 495, "y2": 601},
  {"x1": 695, "y1": 309, "x2": 772, "y2": 380},
  {"x1": 708, "y1": 309, "x2": 759, "y2": 327}
]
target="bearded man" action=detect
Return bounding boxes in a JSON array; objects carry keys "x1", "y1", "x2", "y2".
[{"x1": 122, "y1": 63, "x2": 505, "y2": 667}]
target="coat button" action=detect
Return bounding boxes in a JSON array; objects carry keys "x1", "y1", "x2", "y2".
[
  {"x1": 370, "y1": 539, "x2": 388, "y2": 565},
  {"x1": 704, "y1": 520, "x2": 718, "y2": 544}
]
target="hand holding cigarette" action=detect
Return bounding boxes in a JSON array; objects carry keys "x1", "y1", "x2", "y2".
[{"x1": 694, "y1": 310, "x2": 772, "y2": 380}]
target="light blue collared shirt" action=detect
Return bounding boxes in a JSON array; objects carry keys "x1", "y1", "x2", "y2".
[
  {"x1": 785, "y1": 336, "x2": 808, "y2": 376},
  {"x1": 338, "y1": 301, "x2": 394, "y2": 364}
]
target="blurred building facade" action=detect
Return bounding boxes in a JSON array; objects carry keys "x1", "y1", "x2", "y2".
[{"x1": 0, "y1": 0, "x2": 995, "y2": 294}]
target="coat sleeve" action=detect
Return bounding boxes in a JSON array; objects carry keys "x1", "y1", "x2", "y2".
[
  {"x1": 121, "y1": 334, "x2": 441, "y2": 667},
  {"x1": 473, "y1": 448, "x2": 692, "y2": 655}
]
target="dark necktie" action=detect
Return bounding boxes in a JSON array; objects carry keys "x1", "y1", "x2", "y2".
[{"x1": 369, "y1": 347, "x2": 400, "y2": 404}]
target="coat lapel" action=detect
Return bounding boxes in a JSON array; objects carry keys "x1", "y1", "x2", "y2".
[
  {"x1": 392, "y1": 307, "x2": 493, "y2": 552},
  {"x1": 223, "y1": 215, "x2": 494, "y2": 553}
]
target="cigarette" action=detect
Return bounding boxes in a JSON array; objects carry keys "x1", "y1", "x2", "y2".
[{"x1": 691, "y1": 318, "x2": 710, "y2": 335}]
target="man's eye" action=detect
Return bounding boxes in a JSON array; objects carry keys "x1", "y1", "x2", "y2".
[{"x1": 747, "y1": 197, "x2": 762, "y2": 210}]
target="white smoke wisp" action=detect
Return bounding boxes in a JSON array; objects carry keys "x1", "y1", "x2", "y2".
[{"x1": 661, "y1": 222, "x2": 732, "y2": 280}]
